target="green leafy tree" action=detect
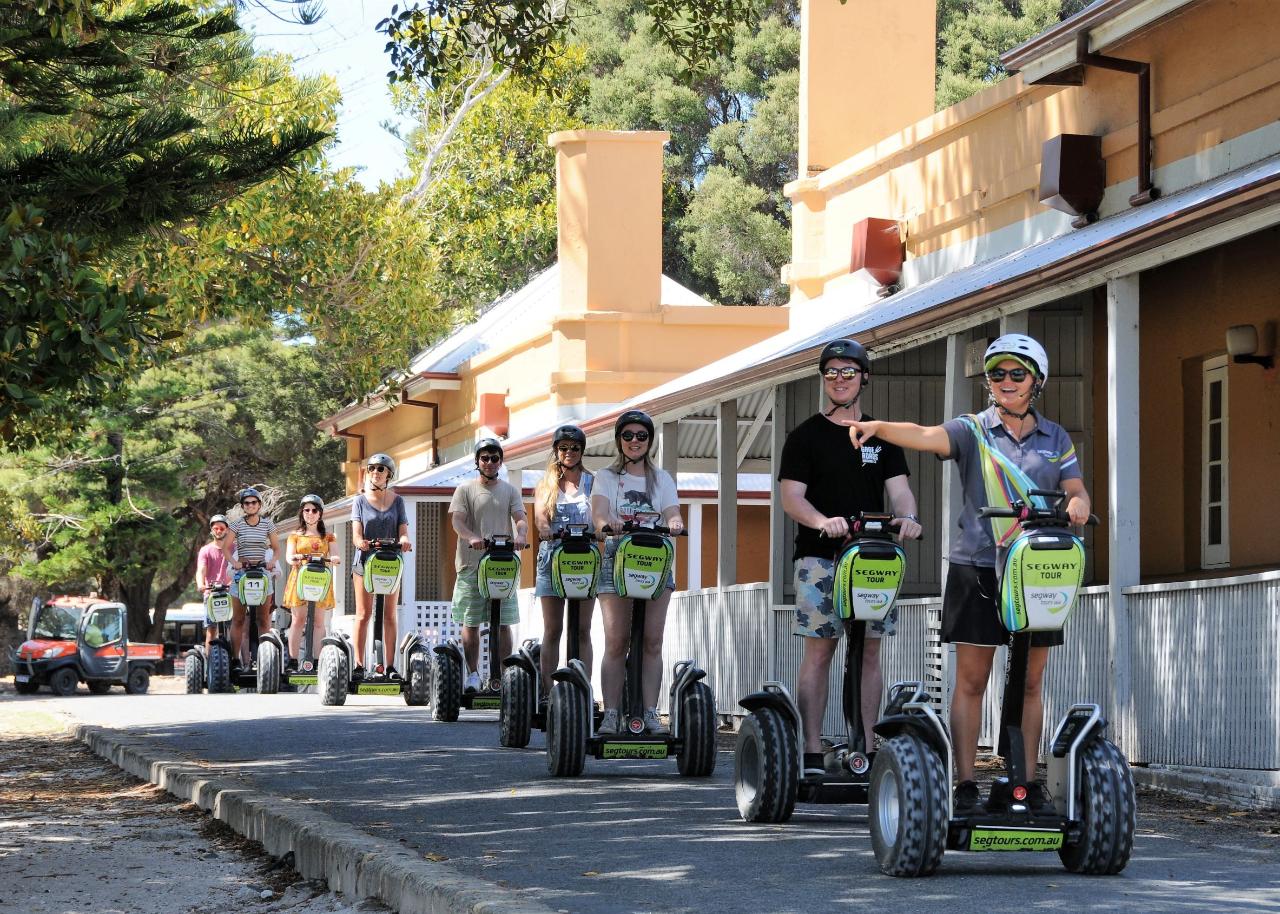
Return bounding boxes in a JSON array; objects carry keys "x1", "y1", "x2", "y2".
[{"x1": 2, "y1": 327, "x2": 345, "y2": 641}]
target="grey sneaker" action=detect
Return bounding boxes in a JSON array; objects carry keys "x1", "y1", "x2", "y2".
[
  {"x1": 597, "y1": 709, "x2": 620, "y2": 735},
  {"x1": 643, "y1": 708, "x2": 669, "y2": 735}
]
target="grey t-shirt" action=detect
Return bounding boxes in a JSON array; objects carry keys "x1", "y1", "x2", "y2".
[
  {"x1": 449, "y1": 479, "x2": 525, "y2": 573},
  {"x1": 942, "y1": 407, "x2": 1082, "y2": 568},
  {"x1": 351, "y1": 494, "x2": 408, "y2": 544}
]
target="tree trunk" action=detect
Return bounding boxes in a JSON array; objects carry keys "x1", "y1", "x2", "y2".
[
  {"x1": 118, "y1": 577, "x2": 155, "y2": 642},
  {"x1": 148, "y1": 539, "x2": 201, "y2": 642}
]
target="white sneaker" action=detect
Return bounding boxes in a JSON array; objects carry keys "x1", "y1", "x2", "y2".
[
  {"x1": 465, "y1": 672, "x2": 481, "y2": 693},
  {"x1": 597, "y1": 709, "x2": 620, "y2": 735},
  {"x1": 643, "y1": 708, "x2": 669, "y2": 735}
]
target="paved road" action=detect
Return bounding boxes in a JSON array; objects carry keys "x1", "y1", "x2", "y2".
[{"x1": 22, "y1": 687, "x2": 1280, "y2": 914}]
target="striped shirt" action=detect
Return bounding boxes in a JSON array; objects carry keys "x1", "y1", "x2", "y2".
[{"x1": 230, "y1": 516, "x2": 275, "y2": 564}]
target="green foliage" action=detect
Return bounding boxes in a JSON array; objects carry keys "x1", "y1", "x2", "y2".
[
  {"x1": 935, "y1": 0, "x2": 1093, "y2": 109},
  {"x1": 379, "y1": 0, "x2": 758, "y2": 91},
  {"x1": 2, "y1": 326, "x2": 345, "y2": 638}
]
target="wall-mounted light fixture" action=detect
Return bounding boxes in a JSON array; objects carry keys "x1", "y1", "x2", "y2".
[{"x1": 1226, "y1": 323, "x2": 1274, "y2": 369}]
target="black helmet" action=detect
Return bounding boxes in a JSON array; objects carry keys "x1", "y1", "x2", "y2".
[
  {"x1": 238, "y1": 487, "x2": 261, "y2": 504},
  {"x1": 614, "y1": 409, "x2": 655, "y2": 441},
  {"x1": 299, "y1": 494, "x2": 324, "y2": 511},
  {"x1": 818, "y1": 338, "x2": 870, "y2": 373},
  {"x1": 209, "y1": 514, "x2": 229, "y2": 528},
  {"x1": 366, "y1": 452, "x2": 396, "y2": 480},
  {"x1": 474, "y1": 437, "x2": 504, "y2": 461},
  {"x1": 552, "y1": 424, "x2": 587, "y2": 449}
]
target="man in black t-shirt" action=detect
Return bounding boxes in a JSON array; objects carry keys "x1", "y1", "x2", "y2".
[{"x1": 778, "y1": 338, "x2": 923, "y2": 778}]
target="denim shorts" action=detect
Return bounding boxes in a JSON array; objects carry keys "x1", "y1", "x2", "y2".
[
  {"x1": 594, "y1": 537, "x2": 675, "y2": 597},
  {"x1": 792, "y1": 556, "x2": 897, "y2": 640},
  {"x1": 231, "y1": 567, "x2": 274, "y2": 604},
  {"x1": 533, "y1": 541, "x2": 558, "y2": 598}
]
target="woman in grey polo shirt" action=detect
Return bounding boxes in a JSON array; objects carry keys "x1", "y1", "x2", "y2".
[{"x1": 844, "y1": 334, "x2": 1092, "y2": 816}]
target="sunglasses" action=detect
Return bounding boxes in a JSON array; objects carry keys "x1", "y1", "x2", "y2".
[
  {"x1": 556, "y1": 444, "x2": 583, "y2": 453},
  {"x1": 301, "y1": 506, "x2": 320, "y2": 514},
  {"x1": 241, "y1": 499, "x2": 260, "y2": 506},
  {"x1": 822, "y1": 367, "x2": 862, "y2": 381},
  {"x1": 619, "y1": 431, "x2": 650, "y2": 442},
  {"x1": 478, "y1": 454, "x2": 502, "y2": 463},
  {"x1": 366, "y1": 465, "x2": 389, "y2": 473},
  {"x1": 987, "y1": 367, "x2": 1032, "y2": 383}
]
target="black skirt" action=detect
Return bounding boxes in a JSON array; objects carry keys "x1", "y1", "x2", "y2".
[{"x1": 941, "y1": 562, "x2": 1065, "y2": 648}]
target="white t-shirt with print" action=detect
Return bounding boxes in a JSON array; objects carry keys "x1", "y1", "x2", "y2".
[{"x1": 593, "y1": 466, "x2": 678, "y2": 525}]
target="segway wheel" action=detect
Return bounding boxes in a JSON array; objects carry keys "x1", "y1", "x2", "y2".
[
  {"x1": 125, "y1": 666, "x2": 151, "y2": 695},
  {"x1": 869, "y1": 733, "x2": 948, "y2": 877},
  {"x1": 734, "y1": 707, "x2": 798, "y2": 822},
  {"x1": 319, "y1": 643, "x2": 348, "y2": 706},
  {"x1": 208, "y1": 643, "x2": 231, "y2": 694},
  {"x1": 50, "y1": 667, "x2": 79, "y2": 696},
  {"x1": 404, "y1": 651, "x2": 429, "y2": 706},
  {"x1": 677, "y1": 681, "x2": 718, "y2": 778},
  {"x1": 546, "y1": 679, "x2": 587, "y2": 777},
  {"x1": 499, "y1": 665, "x2": 534, "y2": 748},
  {"x1": 184, "y1": 653, "x2": 205, "y2": 694},
  {"x1": 430, "y1": 652, "x2": 462, "y2": 722},
  {"x1": 1059, "y1": 737, "x2": 1136, "y2": 875},
  {"x1": 88, "y1": 680, "x2": 112, "y2": 695},
  {"x1": 256, "y1": 640, "x2": 281, "y2": 694}
]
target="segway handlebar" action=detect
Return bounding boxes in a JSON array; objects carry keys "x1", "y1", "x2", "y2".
[
  {"x1": 549, "y1": 524, "x2": 603, "y2": 542},
  {"x1": 294, "y1": 551, "x2": 340, "y2": 566},
  {"x1": 979, "y1": 489, "x2": 1100, "y2": 527},
  {"x1": 602, "y1": 520, "x2": 688, "y2": 537},
  {"x1": 838, "y1": 511, "x2": 923, "y2": 540},
  {"x1": 470, "y1": 535, "x2": 529, "y2": 549},
  {"x1": 365, "y1": 538, "x2": 403, "y2": 551}
]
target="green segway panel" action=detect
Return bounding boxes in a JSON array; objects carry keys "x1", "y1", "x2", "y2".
[
  {"x1": 238, "y1": 569, "x2": 272, "y2": 607},
  {"x1": 205, "y1": 590, "x2": 233, "y2": 624},
  {"x1": 550, "y1": 541, "x2": 602, "y2": 600},
  {"x1": 364, "y1": 550, "x2": 404, "y2": 595},
  {"x1": 832, "y1": 538, "x2": 906, "y2": 621},
  {"x1": 999, "y1": 529, "x2": 1086, "y2": 632},
  {"x1": 295, "y1": 560, "x2": 333, "y2": 603},
  {"x1": 477, "y1": 550, "x2": 521, "y2": 600},
  {"x1": 612, "y1": 532, "x2": 674, "y2": 601}
]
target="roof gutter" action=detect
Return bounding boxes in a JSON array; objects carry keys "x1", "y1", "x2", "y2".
[{"x1": 318, "y1": 371, "x2": 461, "y2": 433}]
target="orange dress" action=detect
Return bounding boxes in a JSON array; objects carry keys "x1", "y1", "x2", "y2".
[{"x1": 282, "y1": 532, "x2": 336, "y2": 610}]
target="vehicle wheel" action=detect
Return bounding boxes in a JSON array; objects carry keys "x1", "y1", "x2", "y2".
[
  {"x1": 546, "y1": 680, "x2": 587, "y2": 777},
  {"x1": 734, "y1": 707, "x2": 798, "y2": 822},
  {"x1": 1059, "y1": 737, "x2": 1136, "y2": 875},
  {"x1": 404, "y1": 651, "x2": 429, "y2": 706},
  {"x1": 125, "y1": 666, "x2": 151, "y2": 695},
  {"x1": 257, "y1": 640, "x2": 281, "y2": 694},
  {"x1": 430, "y1": 651, "x2": 462, "y2": 722},
  {"x1": 207, "y1": 643, "x2": 231, "y2": 694},
  {"x1": 319, "y1": 644, "x2": 348, "y2": 707},
  {"x1": 49, "y1": 667, "x2": 79, "y2": 696},
  {"x1": 184, "y1": 653, "x2": 205, "y2": 694},
  {"x1": 678, "y1": 681, "x2": 718, "y2": 777},
  {"x1": 88, "y1": 680, "x2": 112, "y2": 695},
  {"x1": 14, "y1": 678, "x2": 40, "y2": 695},
  {"x1": 499, "y1": 665, "x2": 533, "y2": 748},
  {"x1": 869, "y1": 732, "x2": 948, "y2": 877}
]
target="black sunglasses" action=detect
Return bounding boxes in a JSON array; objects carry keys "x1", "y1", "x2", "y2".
[
  {"x1": 366, "y1": 465, "x2": 389, "y2": 473},
  {"x1": 241, "y1": 499, "x2": 260, "y2": 506},
  {"x1": 822, "y1": 367, "x2": 862, "y2": 381},
  {"x1": 556, "y1": 445, "x2": 582, "y2": 453},
  {"x1": 620, "y1": 431, "x2": 650, "y2": 442},
  {"x1": 987, "y1": 367, "x2": 1032, "y2": 383},
  {"x1": 301, "y1": 506, "x2": 320, "y2": 513},
  {"x1": 478, "y1": 453, "x2": 502, "y2": 463}
]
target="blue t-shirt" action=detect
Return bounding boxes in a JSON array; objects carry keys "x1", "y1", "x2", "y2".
[{"x1": 351, "y1": 494, "x2": 408, "y2": 543}]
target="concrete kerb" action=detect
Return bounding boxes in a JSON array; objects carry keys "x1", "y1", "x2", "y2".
[
  {"x1": 1132, "y1": 764, "x2": 1280, "y2": 811},
  {"x1": 75, "y1": 724, "x2": 558, "y2": 914}
]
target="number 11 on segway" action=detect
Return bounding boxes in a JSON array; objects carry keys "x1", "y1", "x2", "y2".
[
  {"x1": 868, "y1": 490, "x2": 1134, "y2": 877},
  {"x1": 735, "y1": 513, "x2": 909, "y2": 822}
]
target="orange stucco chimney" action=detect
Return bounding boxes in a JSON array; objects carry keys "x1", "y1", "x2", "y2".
[
  {"x1": 549, "y1": 130, "x2": 670, "y2": 313},
  {"x1": 799, "y1": 0, "x2": 936, "y2": 176}
]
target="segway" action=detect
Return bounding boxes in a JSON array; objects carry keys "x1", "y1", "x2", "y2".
[
  {"x1": 184, "y1": 583, "x2": 234, "y2": 694},
  {"x1": 513, "y1": 524, "x2": 602, "y2": 758},
  {"x1": 319, "y1": 540, "x2": 429, "y2": 706},
  {"x1": 547, "y1": 515, "x2": 717, "y2": 778},
  {"x1": 735, "y1": 513, "x2": 908, "y2": 822},
  {"x1": 868, "y1": 489, "x2": 1134, "y2": 877},
  {"x1": 282, "y1": 550, "x2": 336, "y2": 690},
  {"x1": 431, "y1": 535, "x2": 522, "y2": 722},
  {"x1": 231, "y1": 561, "x2": 272, "y2": 691}
]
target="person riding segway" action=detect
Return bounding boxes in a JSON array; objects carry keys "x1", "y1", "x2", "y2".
[
  {"x1": 188, "y1": 515, "x2": 234, "y2": 693},
  {"x1": 280, "y1": 495, "x2": 340, "y2": 690},
  {"x1": 221, "y1": 488, "x2": 281, "y2": 686},
  {"x1": 432, "y1": 439, "x2": 528, "y2": 722}
]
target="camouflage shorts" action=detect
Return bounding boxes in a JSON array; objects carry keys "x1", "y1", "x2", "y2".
[
  {"x1": 451, "y1": 572, "x2": 521, "y2": 627},
  {"x1": 793, "y1": 556, "x2": 897, "y2": 639}
]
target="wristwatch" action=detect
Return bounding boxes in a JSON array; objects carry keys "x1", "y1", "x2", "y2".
[{"x1": 901, "y1": 514, "x2": 920, "y2": 523}]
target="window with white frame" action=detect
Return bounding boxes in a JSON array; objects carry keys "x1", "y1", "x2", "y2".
[{"x1": 1201, "y1": 355, "x2": 1229, "y2": 568}]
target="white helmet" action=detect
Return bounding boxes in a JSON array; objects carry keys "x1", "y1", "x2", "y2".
[{"x1": 984, "y1": 334, "x2": 1049, "y2": 383}]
